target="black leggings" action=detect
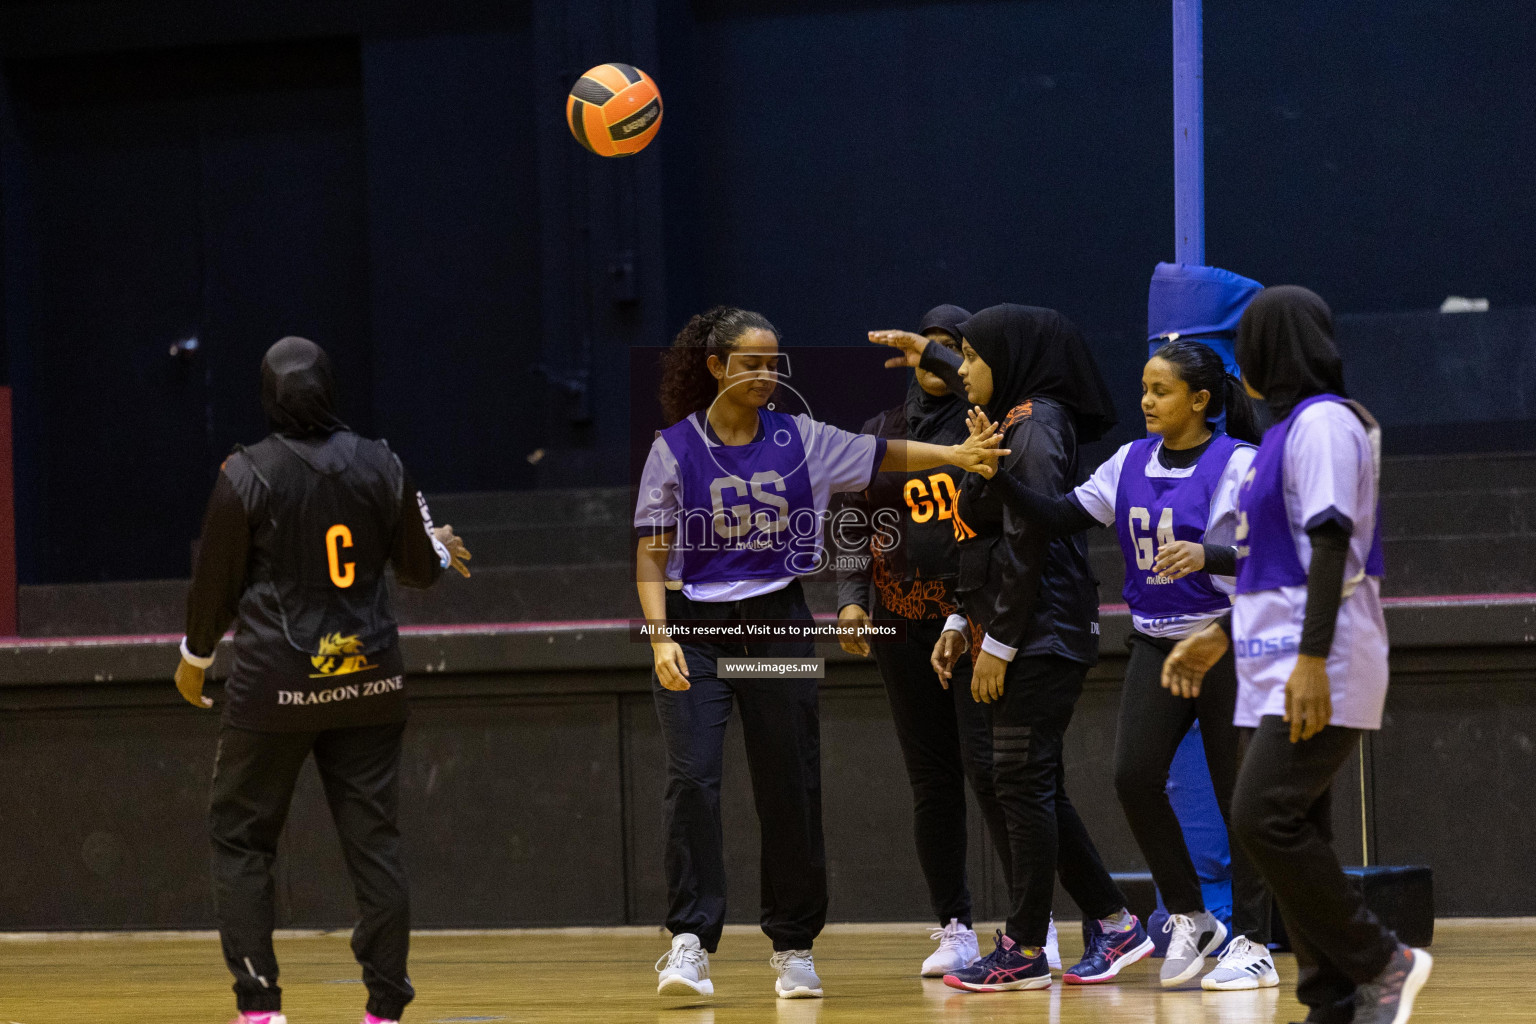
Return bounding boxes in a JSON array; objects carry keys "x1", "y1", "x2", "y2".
[
  {"x1": 1112, "y1": 630, "x2": 1269, "y2": 940},
  {"x1": 992, "y1": 654, "x2": 1126, "y2": 947},
  {"x1": 873, "y1": 603, "x2": 1012, "y2": 927}
]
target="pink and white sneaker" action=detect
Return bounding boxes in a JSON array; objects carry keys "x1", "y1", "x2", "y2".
[
  {"x1": 231, "y1": 1014, "x2": 287, "y2": 1024},
  {"x1": 362, "y1": 1014, "x2": 399, "y2": 1024}
]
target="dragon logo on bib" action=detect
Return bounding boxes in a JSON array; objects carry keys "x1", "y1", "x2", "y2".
[{"x1": 309, "y1": 632, "x2": 377, "y2": 678}]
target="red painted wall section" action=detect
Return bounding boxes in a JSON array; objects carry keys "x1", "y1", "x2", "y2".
[{"x1": 0, "y1": 388, "x2": 15, "y2": 635}]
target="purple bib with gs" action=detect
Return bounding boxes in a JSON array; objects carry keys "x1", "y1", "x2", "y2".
[
  {"x1": 1235, "y1": 394, "x2": 1385, "y2": 594},
  {"x1": 660, "y1": 409, "x2": 819, "y2": 585},
  {"x1": 1115, "y1": 433, "x2": 1243, "y2": 619}
]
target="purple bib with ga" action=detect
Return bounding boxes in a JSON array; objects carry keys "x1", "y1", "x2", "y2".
[
  {"x1": 660, "y1": 409, "x2": 818, "y2": 585},
  {"x1": 1115, "y1": 433, "x2": 1243, "y2": 619},
  {"x1": 1235, "y1": 394, "x2": 1385, "y2": 594}
]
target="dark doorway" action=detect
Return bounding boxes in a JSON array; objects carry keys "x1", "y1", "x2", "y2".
[{"x1": 4, "y1": 39, "x2": 369, "y2": 583}]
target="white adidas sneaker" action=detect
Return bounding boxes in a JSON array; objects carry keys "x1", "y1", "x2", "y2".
[
  {"x1": 656, "y1": 932, "x2": 714, "y2": 997},
  {"x1": 921, "y1": 919, "x2": 980, "y2": 977},
  {"x1": 1046, "y1": 916, "x2": 1062, "y2": 971},
  {"x1": 1202, "y1": 935, "x2": 1280, "y2": 991}
]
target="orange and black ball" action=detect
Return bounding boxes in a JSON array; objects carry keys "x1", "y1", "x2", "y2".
[{"x1": 566, "y1": 63, "x2": 663, "y2": 157}]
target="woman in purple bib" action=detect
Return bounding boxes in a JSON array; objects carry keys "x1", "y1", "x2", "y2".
[
  {"x1": 1164, "y1": 287, "x2": 1432, "y2": 1024},
  {"x1": 968, "y1": 339, "x2": 1275, "y2": 990},
  {"x1": 634, "y1": 306, "x2": 1001, "y2": 1002}
]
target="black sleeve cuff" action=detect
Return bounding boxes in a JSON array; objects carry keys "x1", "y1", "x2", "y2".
[
  {"x1": 1304, "y1": 506, "x2": 1355, "y2": 535},
  {"x1": 867, "y1": 436, "x2": 890, "y2": 484},
  {"x1": 1202, "y1": 543, "x2": 1238, "y2": 576}
]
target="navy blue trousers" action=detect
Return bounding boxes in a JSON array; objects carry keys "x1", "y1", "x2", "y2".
[{"x1": 653, "y1": 580, "x2": 827, "y2": 952}]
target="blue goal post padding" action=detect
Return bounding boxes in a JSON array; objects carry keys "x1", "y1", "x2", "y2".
[{"x1": 1146, "y1": 262, "x2": 1263, "y2": 369}]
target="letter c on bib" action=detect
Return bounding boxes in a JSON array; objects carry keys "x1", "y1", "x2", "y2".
[{"x1": 326, "y1": 524, "x2": 355, "y2": 588}]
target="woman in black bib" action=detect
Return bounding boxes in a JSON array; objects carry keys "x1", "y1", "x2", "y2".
[{"x1": 173, "y1": 337, "x2": 470, "y2": 1024}]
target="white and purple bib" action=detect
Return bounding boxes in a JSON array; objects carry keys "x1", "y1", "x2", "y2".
[
  {"x1": 658, "y1": 408, "x2": 819, "y2": 586},
  {"x1": 1114, "y1": 433, "x2": 1244, "y2": 623},
  {"x1": 1235, "y1": 394, "x2": 1385, "y2": 594}
]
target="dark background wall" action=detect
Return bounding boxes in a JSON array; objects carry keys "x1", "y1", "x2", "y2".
[{"x1": 1, "y1": 0, "x2": 1533, "y2": 584}]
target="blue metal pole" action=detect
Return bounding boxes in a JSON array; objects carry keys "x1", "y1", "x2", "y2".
[{"x1": 1173, "y1": 0, "x2": 1205, "y2": 266}]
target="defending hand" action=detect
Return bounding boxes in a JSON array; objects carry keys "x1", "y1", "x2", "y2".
[
  {"x1": 963, "y1": 407, "x2": 1003, "y2": 478},
  {"x1": 868, "y1": 329, "x2": 931, "y2": 370}
]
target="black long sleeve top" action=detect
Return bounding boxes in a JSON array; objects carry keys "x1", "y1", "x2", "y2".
[{"x1": 185, "y1": 432, "x2": 446, "y2": 730}]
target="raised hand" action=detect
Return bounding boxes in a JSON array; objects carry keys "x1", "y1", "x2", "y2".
[
  {"x1": 963, "y1": 406, "x2": 1003, "y2": 478},
  {"x1": 868, "y1": 329, "x2": 931, "y2": 370},
  {"x1": 951, "y1": 412, "x2": 1008, "y2": 475}
]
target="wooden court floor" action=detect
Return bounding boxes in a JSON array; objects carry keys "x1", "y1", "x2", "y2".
[{"x1": 1, "y1": 920, "x2": 1530, "y2": 1023}]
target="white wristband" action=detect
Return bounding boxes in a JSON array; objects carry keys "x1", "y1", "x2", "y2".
[
  {"x1": 980, "y1": 633, "x2": 1019, "y2": 663},
  {"x1": 180, "y1": 637, "x2": 215, "y2": 669}
]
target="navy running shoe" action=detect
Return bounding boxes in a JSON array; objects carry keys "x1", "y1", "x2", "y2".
[
  {"x1": 942, "y1": 931, "x2": 1052, "y2": 992},
  {"x1": 1063, "y1": 916, "x2": 1155, "y2": 985}
]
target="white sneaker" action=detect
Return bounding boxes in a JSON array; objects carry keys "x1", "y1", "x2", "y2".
[
  {"x1": 1161, "y1": 911, "x2": 1228, "y2": 987},
  {"x1": 1202, "y1": 935, "x2": 1280, "y2": 991},
  {"x1": 657, "y1": 932, "x2": 714, "y2": 997},
  {"x1": 1046, "y1": 916, "x2": 1062, "y2": 971},
  {"x1": 771, "y1": 949, "x2": 823, "y2": 999},
  {"x1": 921, "y1": 918, "x2": 980, "y2": 977},
  {"x1": 231, "y1": 1016, "x2": 288, "y2": 1024}
]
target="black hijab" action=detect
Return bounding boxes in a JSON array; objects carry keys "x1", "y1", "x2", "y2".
[
  {"x1": 904, "y1": 304, "x2": 971, "y2": 442},
  {"x1": 1234, "y1": 286, "x2": 1346, "y2": 420},
  {"x1": 261, "y1": 336, "x2": 348, "y2": 438},
  {"x1": 957, "y1": 304, "x2": 1117, "y2": 442}
]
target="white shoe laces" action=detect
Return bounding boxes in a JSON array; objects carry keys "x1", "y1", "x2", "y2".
[
  {"x1": 657, "y1": 943, "x2": 706, "y2": 973},
  {"x1": 1163, "y1": 914, "x2": 1202, "y2": 960},
  {"x1": 1217, "y1": 935, "x2": 1260, "y2": 965},
  {"x1": 929, "y1": 919, "x2": 970, "y2": 951},
  {"x1": 770, "y1": 949, "x2": 815, "y2": 973}
]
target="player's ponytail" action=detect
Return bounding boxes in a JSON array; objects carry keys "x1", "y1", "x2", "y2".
[
  {"x1": 1220, "y1": 373, "x2": 1263, "y2": 444},
  {"x1": 1153, "y1": 339, "x2": 1263, "y2": 444},
  {"x1": 659, "y1": 306, "x2": 779, "y2": 425}
]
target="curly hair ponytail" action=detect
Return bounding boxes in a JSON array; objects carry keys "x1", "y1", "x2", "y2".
[{"x1": 659, "y1": 306, "x2": 779, "y2": 425}]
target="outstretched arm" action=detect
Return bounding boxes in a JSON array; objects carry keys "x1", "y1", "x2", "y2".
[
  {"x1": 867, "y1": 329, "x2": 967, "y2": 399},
  {"x1": 964, "y1": 407, "x2": 1098, "y2": 538}
]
